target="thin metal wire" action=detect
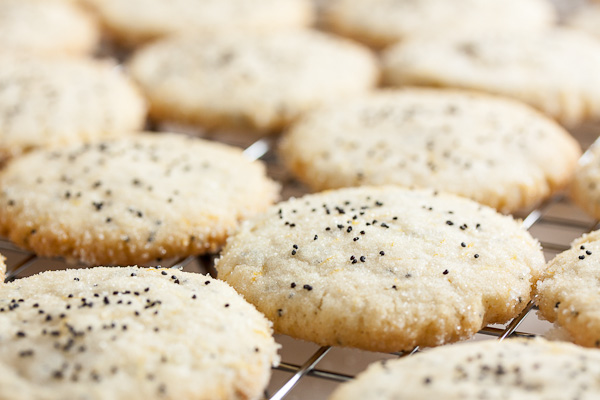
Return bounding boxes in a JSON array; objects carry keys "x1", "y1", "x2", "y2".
[
  {"x1": 275, "y1": 362, "x2": 353, "y2": 383},
  {"x1": 269, "y1": 346, "x2": 331, "y2": 400}
]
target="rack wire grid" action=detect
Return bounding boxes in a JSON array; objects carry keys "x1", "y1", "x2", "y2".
[{"x1": 2, "y1": 122, "x2": 599, "y2": 400}]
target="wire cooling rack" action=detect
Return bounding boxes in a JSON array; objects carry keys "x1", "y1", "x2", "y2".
[{"x1": 2, "y1": 125, "x2": 599, "y2": 400}]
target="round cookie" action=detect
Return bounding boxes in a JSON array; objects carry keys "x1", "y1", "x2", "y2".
[
  {"x1": 0, "y1": 56, "x2": 146, "y2": 163},
  {"x1": 280, "y1": 89, "x2": 581, "y2": 213},
  {"x1": 0, "y1": 0, "x2": 99, "y2": 56},
  {"x1": 0, "y1": 133, "x2": 279, "y2": 265},
  {"x1": 0, "y1": 266, "x2": 279, "y2": 400},
  {"x1": 382, "y1": 28, "x2": 600, "y2": 126},
  {"x1": 129, "y1": 30, "x2": 379, "y2": 134},
  {"x1": 321, "y1": 0, "x2": 554, "y2": 49},
  {"x1": 570, "y1": 144, "x2": 600, "y2": 219},
  {"x1": 215, "y1": 186, "x2": 545, "y2": 352},
  {"x1": 536, "y1": 230, "x2": 600, "y2": 348},
  {"x1": 84, "y1": 0, "x2": 314, "y2": 46},
  {"x1": 566, "y1": 4, "x2": 600, "y2": 39},
  {"x1": 328, "y1": 338, "x2": 600, "y2": 400}
]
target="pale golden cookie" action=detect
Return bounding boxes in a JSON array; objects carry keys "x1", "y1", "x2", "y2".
[
  {"x1": 0, "y1": 0, "x2": 99, "y2": 56},
  {"x1": 0, "y1": 133, "x2": 279, "y2": 265},
  {"x1": 382, "y1": 28, "x2": 600, "y2": 125},
  {"x1": 570, "y1": 144, "x2": 600, "y2": 219},
  {"x1": 216, "y1": 186, "x2": 544, "y2": 352},
  {"x1": 280, "y1": 89, "x2": 581, "y2": 213},
  {"x1": 0, "y1": 56, "x2": 146, "y2": 163},
  {"x1": 85, "y1": 0, "x2": 314, "y2": 45},
  {"x1": 0, "y1": 267, "x2": 279, "y2": 400},
  {"x1": 129, "y1": 30, "x2": 379, "y2": 134},
  {"x1": 322, "y1": 0, "x2": 554, "y2": 48},
  {"x1": 329, "y1": 338, "x2": 600, "y2": 400},
  {"x1": 537, "y1": 230, "x2": 600, "y2": 348}
]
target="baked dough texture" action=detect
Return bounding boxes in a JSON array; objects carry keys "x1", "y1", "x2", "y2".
[
  {"x1": 0, "y1": 266, "x2": 279, "y2": 400},
  {"x1": 329, "y1": 338, "x2": 600, "y2": 400},
  {"x1": 216, "y1": 186, "x2": 544, "y2": 352},
  {"x1": 382, "y1": 28, "x2": 600, "y2": 126},
  {"x1": 0, "y1": 133, "x2": 279, "y2": 265},
  {"x1": 280, "y1": 89, "x2": 581, "y2": 213},
  {"x1": 537, "y1": 229, "x2": 600, "y2": 348},
  {"x1": 0, "y1": 56, "x2": 146, "y2": 162},
  {"x1": 322, "y1": 0, "x2": 554, "y2": 48},
  {"x1": 129, "y1": 30, "x2": 379, "y2": 134},
  {"x1": 0, "y1": 0, "x2": 99, "y2": 56},
  {"x1": 570, "y1": 144, "x2": 600, "y2": 219},
  {"x1": 85, "y1": 0, "x2": 314, "y2": 45}
]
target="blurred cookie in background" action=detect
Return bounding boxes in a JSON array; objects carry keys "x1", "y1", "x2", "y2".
[
  {"x1": 320, "y1": 0, "x2": 555, "y2": 48},
  {"x1": 0, "y1": 56, "x2": 146, "y2": 162},
  {"x1": 129, "y1": 30, "x2": 379, "y2": 135},
  {"x1": 84, "y1": 0, "x2": 314, "y2": 47},
  {"x1": 382, "y1": 28, "x2": 600, "y2": 126},
  {"x1": 0, "y1": 0, "x2": 99, "y2": 56}
]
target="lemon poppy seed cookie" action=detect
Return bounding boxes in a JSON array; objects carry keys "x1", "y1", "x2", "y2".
[
  {"x1": 329, "y1": 338, "x2": 600, "y2": 400},
  {"x1": 570, "y1": 144, "x2": 600, "y2": 219},
  {"x1": 536, "y1": 230, "x2": 600, "y2": 348},
  {"x1": 84, "y1": 0, "x2": 314, "y2": 46},
  {"x1": 382, "y1": 29, "x2": 600, "y2": 126},
  {"x1": 321, "y1": 0, "x2": 554, "y2": 49},
  {"x1": 280, "y1": 89, "x2": 581, "y2": 213},
  {"x1": 0, "y1": 57, "x2": 146, "y2": 163},
  {"x1": 0, "y1": 133, "x2": 279, "y2": 265},
  {"x1": 0, "y1": 267, "x2": 279, "y2": 400},
  {"x1": 129, "y1": 30, "x2": 379, "y2": 134},
  {"x1": 216, "y1": 186, "x2": 544, "y2": 352},
  {"x1": 0, "y1": 0, "x2": 99, "y2": 56}
]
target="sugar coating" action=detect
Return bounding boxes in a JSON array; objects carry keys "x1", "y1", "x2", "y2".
[
  {"x1": 537, "y1": 230, "x2": 600, "y2": 348},
  {"x1": 322, "y1": 0, "x2": 554, "y2": 48},
  {"x1": 566, "y1": 4, "x2": 600, "y2": 39},
  {"x1": 280, "y1": 89, "x2": 581, "y2": 213},
  {"x1": 0, "y1": 0, "x2": 99, "y2": 56},
  {"x1": 329, "y1": 338, "x2": 600, "y2": 400},
  {"x1": 0, "y1": 57, "x2": 146, "y2": 163},
  {"x1": 0, "y1": 133, "x2": 279, "y2": 265},
  {"x1": 84, "y1": 0, "x2": 314, "y2": 46},
  {"x1": 0, "y1": 267, "x2": 279, "y2": 400},
  {"x1": 129, "y1": 30, "x2": 379, "y2": 134},
  {"x1": 570, "y1": 145, "x2": 600, "y2": 219},
  {"x1": 216, "y1": 186, "x2": 544, "y2": 352},
  {"x1": 382, "y1": 28, "x2": 600, "y2": 126}
]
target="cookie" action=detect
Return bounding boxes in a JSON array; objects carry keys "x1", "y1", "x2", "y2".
[
  {"x1": 0, "y1": 56, "x2": 146, "y2": 163},
  {"x1": 280, "y1": 89, "x2": 581, "y2": 213},
  {"x1": 84, "y1": 0, "x2": 314, "y2": 46},
  {"x1": 536, "y1": 229, "x2": 600, "y2": 348},
  {"x1": 215, "y1": 186, "x2": 544, "y2": 352},
  {"x1": 321, "y1": 0, "x2": 554, "y2": 48},
  {"x1": 129, "y1": 30, "x2": 379, "y2": 134},
  {"x1": 566, "y1": 3, "x2": 600, "y2": 39},
  {"x1": 382, "y1": 28, "x2": 600, "y2": 126},
  {"x1": 0, "y1": 266, "x2": 279, "y2": 400},
  {"x1": 570, "y1": 144, "x2": 600, "y2": 219},
  {"x1": 0, "y1": 0, "x2": 99, "y2": 56},
  {"x1": 328, "y1": 338, "x2": 600, "y2": 400},
  {"x1": 0, "y1": 133, "x2": 279, "y2": 265}
]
